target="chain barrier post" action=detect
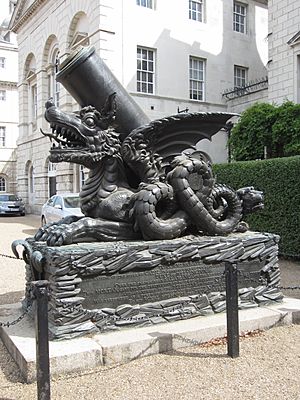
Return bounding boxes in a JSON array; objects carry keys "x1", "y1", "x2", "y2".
[
  {"x1": 225, "y1": 262, "x2": 239, "y2": 358},
  {"x1": 31, "y1": 280, "x2": 51, "y2": 400}
]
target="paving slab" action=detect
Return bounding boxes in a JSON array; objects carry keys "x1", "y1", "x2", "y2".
[{"x1": 0, "y1": 297, "x2": 299, "y2": 383}]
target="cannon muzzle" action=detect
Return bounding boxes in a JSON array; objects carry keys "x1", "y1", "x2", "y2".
[{"x1": 57, "y1": 46, "x2": 150, "y2": 134}]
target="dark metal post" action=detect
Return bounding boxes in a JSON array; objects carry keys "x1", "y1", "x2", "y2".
[
  {"x1": 225, "y1": 262, "x2": 239, "y2": 358},
  {"x1": 31, "y1": 280, "x2": 51, "y2": 400}
]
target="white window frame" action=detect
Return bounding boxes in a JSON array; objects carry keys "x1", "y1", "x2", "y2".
[
  {"x1": 0, "y1": 57, "x2": 5, "y2": 68},
  {"x1": 48, "y1": 161, "x2": 57, "y2": 176},
  {"x1": 234, "y1": 65, "x2": 248, "y2": 87},
  {"x1": 189, "y1": 0, "x2": 204, "y2": 23},
  {"x1": 189, "y1": 56, "x2": 205, "y2": 101},
  {"x1": 0, "y1": 90, "x2": 6, "y2": 101},
  {"x1": 80, "y1": 165, "x2": 87, "y2": 190},
  {"x1": 29, "y1": 164, "x2": 35, "y2": 194},
  {"x1": 137, "y1": 47, "x2": 155, "y2": 94},
  {"x1": 47, "y1": 48, "x2": 61, "y2": 107},
  {"x1": 233, "y1": 2, "x2": 247, "y2": 34},
  {"x1": 136, "y1": 0, "x2": 153, "y2": 9},
  {"x1": 0, "y1": 176, "x2": 6, "y2": 192},
  {"x1": 31, "y1": 84, "x2": 37, "y2": 122},
  {"x1": 0, "y1": 126, "x2": 5, "y2": 147}
]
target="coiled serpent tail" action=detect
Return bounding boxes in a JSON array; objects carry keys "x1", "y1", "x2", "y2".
[
  {"x1": 131, "y1": 155, "x2": 243, "y2": 239},
  {"x1": 168, "y1": 156, "x2": 242, "y2": 235}
]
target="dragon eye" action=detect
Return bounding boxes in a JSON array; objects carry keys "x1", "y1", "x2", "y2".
[{"x1": 85, "y1": 117, "x2": 95, "y2": 127}]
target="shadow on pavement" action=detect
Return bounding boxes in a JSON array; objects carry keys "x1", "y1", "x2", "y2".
[{"x1": 0, "y1": 291, "x2": 24, "y2": 306}]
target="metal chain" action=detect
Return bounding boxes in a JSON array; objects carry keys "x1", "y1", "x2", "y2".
[
  {"x1": 0, "y1": 303, "x2": 32, "y2": 328},
  {"x1": 277, "y1": 285, "x2": 300, "y2": 291},
  {"x1": 0, "y1": 252, "x2": 23, "y2": 260}
]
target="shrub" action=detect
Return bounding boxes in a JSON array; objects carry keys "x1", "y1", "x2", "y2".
[
  {"x1": 229, "y1": 101, "x2": 300, "y2": 161},
  {"x1": 213, "y1": 156, "x2": 300, "y2": 258}
]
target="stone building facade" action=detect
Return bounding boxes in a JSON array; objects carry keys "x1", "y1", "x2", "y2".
[
  {"x1": 9, "y1": 0, "x2": 268, "y2": 214},
  {"x1": 0, "y1": 0, "x2": 18, "y2": 194},
  {"x1": 268, "y1": 0, "x2": 300, "y2": 104}
]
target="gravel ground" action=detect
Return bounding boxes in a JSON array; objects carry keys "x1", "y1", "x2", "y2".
[
  {"x1": 0, "y1": 215, "x2": 299, "y2": 400},
  {"x1": 0, "y1": 325, "x2": 299, "y2": 400}
]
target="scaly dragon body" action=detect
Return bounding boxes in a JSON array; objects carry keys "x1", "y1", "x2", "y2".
[{"x1": 35, "y1": 98, "x2": 263, "y2": 246}]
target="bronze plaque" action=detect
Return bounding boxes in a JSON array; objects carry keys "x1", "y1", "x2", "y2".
[{"x1": 80, "y1": 260, "x2": 261, "y2": 309}]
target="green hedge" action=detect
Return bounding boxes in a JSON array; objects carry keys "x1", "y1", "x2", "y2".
[{"x1": 213, "y1": 156, "x2": 300, "y2": 258}]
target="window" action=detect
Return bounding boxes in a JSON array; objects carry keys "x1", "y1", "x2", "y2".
[
  {"x1": 136, "y1": 0, "x2": 153, "y2": 8},
  {"x1": 29, "y1": 165, "x2": 34, "y2": 193},
  {"x1": 137, "y1": 47, "x2": 155, "y2": 94},
  {"x1": 0, "y1": 177, "x2": 6, "y2": 192},
  {"x1": 48, "y1": 161, "x2": 57, "y2": 175},
  {"x1": 53, "y1": 196, "x2": 63, "y2": 208},
  {"x1": 189, "y1": 57, "x2": 205, "y2": 101},
  {"x1": 189, "y1": 0, "x2": 204, "y2": 22},
  {"x1": 0, "y1": 90, "x2": 6, "y2": 101},
  {"x1": 48, "y1": 49, "x2": 61, "y2": 107},
  {"x1": 0, "y1": 57, "x2": 5, "y2": 68},
  {"x1": 31, "y1": 84, "x2": 37, "y2": 121},
  {"x1": 234, "y1": 65, "x2": 248, "y2": 87},
  {"x1": 80, "y1": 165, "x2": 86, "y2": 189},
  {"x1": 0, "y1": 127, "x2": 5, "y2": 147},
  {"x1": 233, "y1": 2, "x2": 247, "y2": 33},
  {"x1": 54, "y1": 80, "x2": 60, "y2": 108}
]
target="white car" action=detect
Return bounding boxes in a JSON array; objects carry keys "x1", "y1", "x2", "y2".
[
  {"x1": 0, "y1": 193, "x2": 26, "y2": 216},
  {"x1": 41, "y1": 193, "x2": 84, "y2": 225}
]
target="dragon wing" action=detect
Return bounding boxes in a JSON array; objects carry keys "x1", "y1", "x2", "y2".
[{"x1": 121, "y1": 112, "x2": 237, "y2": 182}]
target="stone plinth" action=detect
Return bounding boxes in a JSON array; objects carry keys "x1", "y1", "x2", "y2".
[{"x1": 23, "y1": 232, "x2": 282, "y2": 339}]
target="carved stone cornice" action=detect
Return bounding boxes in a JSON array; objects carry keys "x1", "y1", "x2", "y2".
[
  {"x1": 0, "y1": 80, "x2": 18, "y2": 89},
  {"x1": 287, "y1": 31, "x2": 300, "y2": 47},
  {"x1": 10, "y1": 0, "x2": 48, "y2": 33}
]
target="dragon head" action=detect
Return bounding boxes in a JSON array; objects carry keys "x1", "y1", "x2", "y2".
[
  {"x1": 237, "y1": 186, "x2": 264, "y2": 215},
  {"x1": 41, "y1": 96, "x2": 121, "y2": 168}
]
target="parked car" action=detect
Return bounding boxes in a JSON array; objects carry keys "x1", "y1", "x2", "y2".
[
  {"x1": 41, "y1": 193, "x2": 84, "y2": 225},
  {"x1": 0, "y1": 193, "x2": 25, "y2": 216}
]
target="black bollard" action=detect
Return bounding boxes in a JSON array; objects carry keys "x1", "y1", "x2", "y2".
[
  {"x1": 225, "y1": 262, "x2": 239, "y2": 358},
  {"x1": 31, "y1": 280, "x2": 51, "y2": 400}
]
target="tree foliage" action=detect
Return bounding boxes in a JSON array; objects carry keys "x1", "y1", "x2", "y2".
[{"x1": 229, "y1": 101, "x2": 300, "y2": 161}]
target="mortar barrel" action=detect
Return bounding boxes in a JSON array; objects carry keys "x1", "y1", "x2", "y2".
[{"x1": 56, "y1": 46, "x2": 150, "y2": 134}]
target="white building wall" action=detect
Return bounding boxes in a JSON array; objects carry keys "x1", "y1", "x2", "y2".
[
  {"x1": 225, "y1": 87, "x2": 268, "y2": 113},
  {"x1": 268, "y1": 0, "x2": 300, "y2": 104},
  {"x1": 0, "y1": 0, "x2": 18, "y2": 194},
  {"x1": 11, "y1": 0, "x2": 268, "y2": 213}
]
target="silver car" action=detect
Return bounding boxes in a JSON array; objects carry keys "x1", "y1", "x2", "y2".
[
  {"x1": 41, "y1": 193, "x2": 84, "y2": 225},
  {"x1": 0, "y1": 193, "x2": 25, "y2": 216}
]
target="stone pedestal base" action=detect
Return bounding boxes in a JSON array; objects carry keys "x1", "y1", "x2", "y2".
[{"x1": 23, "y1": 232, "x2": 282, "y2": 339}]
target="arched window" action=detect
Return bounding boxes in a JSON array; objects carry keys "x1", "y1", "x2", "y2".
[
  {"x1": 0, "y1": 176, "x2": 6, "y2": 192},
  {"x1": 24, "y1": 54, "x2": 37, "y2": 128},
  {"x1": 67, "y1": 12, "x2": 89, "y2": 52},
  {"x1": 47, "y1": 46, "x2": 61, "y2": 107},
  {"x1": 29, "y1": 164, "x2": 34, "y2": 193}
]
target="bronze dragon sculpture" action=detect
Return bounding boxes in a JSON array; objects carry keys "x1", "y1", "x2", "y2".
[{"x1": 34, "y1": 96, "x2": 263, "y2": 246}]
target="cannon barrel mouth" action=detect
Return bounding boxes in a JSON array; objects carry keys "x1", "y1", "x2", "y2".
[
  {"x1": 55, "y1": 46, "x2": 150, "y2": 135},
  {"x1": 57, "y1": 46, "x2": 95, "y2": 83}
]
